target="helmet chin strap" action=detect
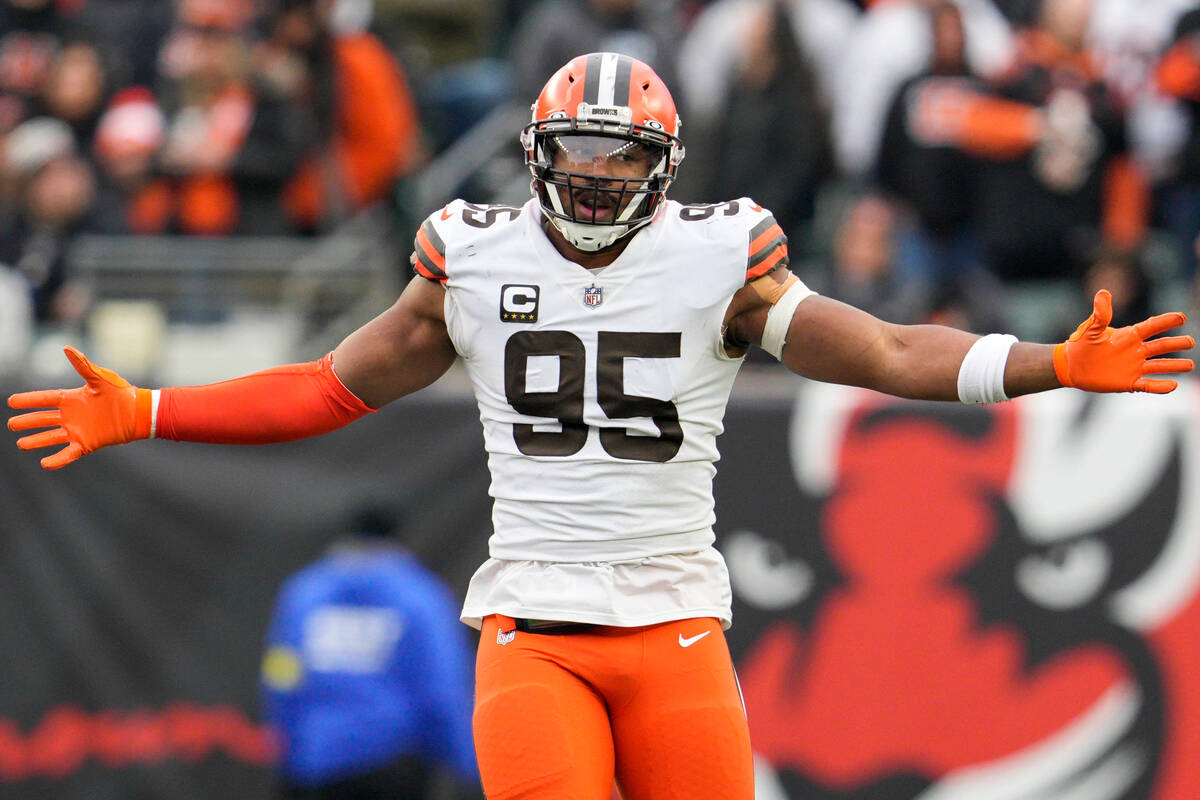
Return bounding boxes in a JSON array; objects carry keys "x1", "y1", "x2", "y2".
[{"x1": 549, "y1": 216, "x2": 632, "y2": 252}]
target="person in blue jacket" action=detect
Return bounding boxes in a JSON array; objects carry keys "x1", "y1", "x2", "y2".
[{"x1": 260, "y1": 503, "x2": 481, "y2": 799}]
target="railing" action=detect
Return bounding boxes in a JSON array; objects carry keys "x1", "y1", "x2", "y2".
[{"x1": 36, "y1": 209, "x2": 405, "y2": 384}]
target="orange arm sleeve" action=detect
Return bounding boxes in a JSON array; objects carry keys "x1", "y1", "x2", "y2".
[
  {"x1": 1102, "y1": 155, "x2": 1149, "y2": 248},
  {"x1": 156, "y1": 353, "x2": 374, "y2": 444},
  {"x1": 1156, "y1": 41, "x2": 1200, "y2": 100}
]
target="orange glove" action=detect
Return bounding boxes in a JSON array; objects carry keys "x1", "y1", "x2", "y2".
[
  {"x1": 1053, "y1": 290, "x2": 1195, "y2": 393},
  {"x1": 7, "y1": 346, "x2": 153, "y2": 470}
]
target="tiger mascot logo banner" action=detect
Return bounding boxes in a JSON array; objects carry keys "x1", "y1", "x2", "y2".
[{"x1": 720, "y1": 383, "x2": 1200, "y2": 800}]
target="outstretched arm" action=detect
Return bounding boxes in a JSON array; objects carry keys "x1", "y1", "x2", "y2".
[
  {"x1": 7, "y1": 277, "x2": 455, "y2": 469},
  {"x1": 725, "y1": 273, "x2": 1193, "y2": 400},
  {"x1": 776, "y1": 296, "x2": 1060, "y2": 400}
]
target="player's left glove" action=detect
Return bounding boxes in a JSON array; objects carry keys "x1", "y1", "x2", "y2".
[{"x1": 1053, "y1": 289, "x2": 1195, "y2": 394}]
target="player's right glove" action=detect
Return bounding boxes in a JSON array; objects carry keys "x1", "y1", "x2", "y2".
[
  {"x1": 1053, "y1": 289, "x2": 1195, "y2": 394},
  {"x1": 7, "y1": 346, "x2": 152, "y2": 470}
]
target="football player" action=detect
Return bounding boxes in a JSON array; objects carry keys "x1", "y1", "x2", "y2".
[{"x1": 7, "y1": 53, "x2": 1195, "y2": 800}]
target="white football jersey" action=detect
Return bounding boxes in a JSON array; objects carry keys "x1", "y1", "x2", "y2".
[{"x1": 410, "y1": 196, "x2": 799, "y2": 626}]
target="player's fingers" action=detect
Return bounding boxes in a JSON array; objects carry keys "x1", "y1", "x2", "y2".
[
  {"x1": 41, "y1": 442, "x2": 84, "y2": 470},
  {"x1": 1134, "y1": 311, "x2": 1188, "y2": 340},
  {"x1": 1089, "y1": 290, "x2": 1113, "y2": 332},
  {"x1": 1144, "y1": 335, "x2": 1194, "y2": 357},
  {"x1": 1142, "y1": 358, "x2": 1194, "y2": 375},
  {"x1": 1133, "y1": 377, "x2": 1178, "y2": 394},
  {"x1": 16, "y1": 428, "x2": 70, "y2": 451},
  {"x1": 7, "y1": 409, "x2": 62, "y2": 432},
  {"x1": 7, "y1": 389, "x2": 65, "y2": 410}
]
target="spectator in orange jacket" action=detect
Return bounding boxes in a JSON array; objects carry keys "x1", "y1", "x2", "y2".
[{"x1": 267, "y1": 0, "x2": 421, "y2": 234}]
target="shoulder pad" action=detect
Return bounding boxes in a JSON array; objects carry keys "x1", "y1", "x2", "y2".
[
  {"x1": 410, "y1": 200, "x2": 526, "y2": 284},
  {"x1": 411, "y1": 205, "x2": 452, "y2": 284},
  {"x1": 668, "y1": 198, "x2": 789, "y2": 281},
  {"x1": 741, "y1": 202, "x2": 788, "y2": 282}
]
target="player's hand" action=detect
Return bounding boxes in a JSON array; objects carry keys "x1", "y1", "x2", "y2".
[
  {"x1": 1053, "y1": 290, "x2": 1195, "y2": 394},
  {"x1": 7, "y1": 347, "x2": 153, "y2": 470}
]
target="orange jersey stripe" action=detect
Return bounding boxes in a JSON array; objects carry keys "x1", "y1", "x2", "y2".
[
  {"x1": 415, "y1": 226, "x2": 446, "y2": 271},
  {"x1": 748, "y1": 223, "x2": 784, "y2": 259},
  {"x1": 411, "y1": 251, "x2": 447, "y2": 283},
  {"x1": 746, "y1": 246, "x2": 787, "y2": 281}
]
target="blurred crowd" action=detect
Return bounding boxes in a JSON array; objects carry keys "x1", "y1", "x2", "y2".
[{"x1": 4, "y1": 0, "x2": 1200, "y2": 352}]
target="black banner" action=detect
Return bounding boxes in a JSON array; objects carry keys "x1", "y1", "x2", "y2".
[{"x1": 2, "y1": 380, "x2": 1198, "y2": 799}]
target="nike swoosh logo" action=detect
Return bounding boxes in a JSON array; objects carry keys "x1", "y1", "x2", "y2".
[
  {"x1": 440, "y1": 207, "x2": 454, "y2": 221},
  {"x1": 678, "y1": 631, "x2": 711, "y2": 648}
]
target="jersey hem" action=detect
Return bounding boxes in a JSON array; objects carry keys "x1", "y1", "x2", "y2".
[{"x1": 460, "y1": 605, "x2": 733, "y2": 632}]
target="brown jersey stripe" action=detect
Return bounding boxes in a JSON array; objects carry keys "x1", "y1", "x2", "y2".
[
  {"x1": 419, "y1": 219, "x2": 446, "y2": 261},
  {"x1": 411, "y1": 249, "x2": 447, "y2": 283},
  {"x1": 415, "y1": 226, "x2": 446, "y2": 270},
  {"x1": 748, "y1": 225, "x2": 785, "y2": 258},
  {"x1": 748, "y1": 215, "x2": 780, "y2": 243},
  {"x1": 746, "y1": 247, "x2": 789, "y2": 281},
  {"x1": 748, "y1": 232, "x2": 786, "y2": 266}
]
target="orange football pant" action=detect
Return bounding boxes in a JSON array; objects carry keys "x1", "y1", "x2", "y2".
[{"x1": 473, "y1": 615, "x2": 754, "y2": 800}]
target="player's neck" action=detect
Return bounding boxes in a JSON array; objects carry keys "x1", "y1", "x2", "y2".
[{"x1": 541, "y1": 218, "x2": 634, "y2": 269}]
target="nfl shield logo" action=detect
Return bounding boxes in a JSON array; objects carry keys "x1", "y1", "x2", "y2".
[{"x1": 583, "y1": 284, "x2": 603, "y2": 308}]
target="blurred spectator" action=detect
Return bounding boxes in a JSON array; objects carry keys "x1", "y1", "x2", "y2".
[
  {"x1": 1085, "y1": 0, "x2": 1194, "y2": 182},
  {"x1": 675, "y1": 0, "x2": 856, "y2": 128},
  {"x1": 269, "y1": 0, "x2": 422, "y2": 234},
  {"x1": 72, "y1": 0, "x2": 176, "y2": 87},
  {"x1": 804, "y1": 192, "x2": 933, "y2": 324},
  {"x1": 88, "y1": 86, "x2": 170, "y2": 234},
  {"x1": 971, "y1": 0, "x2": 1148, "y2": 282},
  {"x1": 260, "y1": 503, "x2": 482, "y2": 800},
  {"x1": 507, "y1": 0, "x2": 683, "y2": 103},
  {"x1": 832, "y1": 0, "x2": 1015, "y2": 176},
  {"x1": 37, "y1": 39, "x2": 108, "y2": 151},
  {"x1": 1155, "y1": 5, "x2": 1200, "y2": 283},
  {"x1": 0, "y1": 0, "x2": 89, "y2": 135},
  {"x1": 154, "y1": 0, "x2": 314, "y2": 235},
  {"x1": 672, "y1": 0, "x2": 836, "y2": 240},
  {"x1": 374, "y1": 0, "x2": 514, "y2": 154},
  {"x1": 0, "y1": 115, "x2": 94, "y2": 323},
  {"x1": 877, "y1": 2, "x2": 980, "y2": 278},
  {"x1": 875, "y1": 0, "x2": 1012, "y2": 332}
]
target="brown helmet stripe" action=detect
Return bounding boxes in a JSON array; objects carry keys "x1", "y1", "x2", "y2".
[
  {"x1": 583, "y1": 53, "x2": 604, "y2": 105},
  {"x1": 613, "y1": 55, "x2": 633, "y2": 105}
]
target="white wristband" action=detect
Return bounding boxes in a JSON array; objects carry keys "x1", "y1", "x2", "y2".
[
  {"x1": 761, "y1": 280, "x2": 815, "y2": 360},
  {"x1": 957, "y1": 334, "x2": 1018, "y2": 404},
  {"x1": 149, "y1": 389, "x2": 161, "y2": 439}
]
